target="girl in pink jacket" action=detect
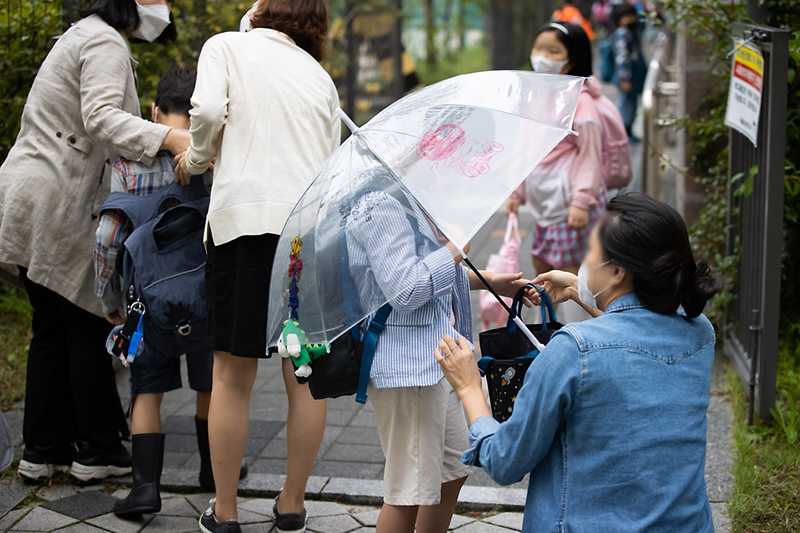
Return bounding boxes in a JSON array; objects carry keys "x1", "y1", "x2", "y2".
[{"x1": 508, "y1": 22, "x2": 607, "y2": 321}]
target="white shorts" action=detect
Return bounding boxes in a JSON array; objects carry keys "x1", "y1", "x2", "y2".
[{"x1": 368, "y1": 378, "x2": 476, "y2": 506}]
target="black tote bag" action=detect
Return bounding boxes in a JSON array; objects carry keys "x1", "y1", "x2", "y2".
[{"x1": 477, "y1": 284, "x2": 562, "y2": 422}]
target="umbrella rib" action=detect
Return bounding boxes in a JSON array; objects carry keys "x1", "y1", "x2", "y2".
[{"x1": 363, "y1": 102, "x2": 579, "y2": 136}]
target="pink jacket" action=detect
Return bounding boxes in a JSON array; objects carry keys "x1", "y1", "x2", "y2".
[{"x1": 515, "y1": 78, "x2": 605, "y2": 218}]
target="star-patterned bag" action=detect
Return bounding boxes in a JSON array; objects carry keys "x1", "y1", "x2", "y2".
[{"x1": 478, "y1": 285, "x2": 562, "y2": 422}]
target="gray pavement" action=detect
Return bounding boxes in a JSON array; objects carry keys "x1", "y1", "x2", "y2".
[{"x1": 1, "y1": 205, "x2": 732, "y2": 532}]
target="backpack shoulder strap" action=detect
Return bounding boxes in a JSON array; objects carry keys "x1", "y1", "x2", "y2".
[
  {"x1": 100, "y1": 192, "x2": 153, "y2": 229},
  {"x1": 356, "y1": 303, "x2": 392, "y2": 404},
  {"x1": 100, "y1": 177, "x2": 208, "y2": 229}
]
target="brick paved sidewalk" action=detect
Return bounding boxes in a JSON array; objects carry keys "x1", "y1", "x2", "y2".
[{"x1": 0, "y1": 487, "x2": 525, "y2": 533}]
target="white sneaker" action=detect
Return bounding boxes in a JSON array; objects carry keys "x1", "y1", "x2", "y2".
[{"x1": 17, "y1": 460, "x2": 69, "y2": 480}]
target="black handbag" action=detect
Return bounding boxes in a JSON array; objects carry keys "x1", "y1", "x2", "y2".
[
  {"x1": 478, "y1": 284, "x2": 562, "y2": 422},
  {"x1": 305, "y1": 305, "x2": 391, "y2": 402}
]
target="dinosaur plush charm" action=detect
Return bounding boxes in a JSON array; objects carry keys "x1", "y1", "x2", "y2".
[{"x1": 277, "y1": 319, "x2": 328, "y2": 377}]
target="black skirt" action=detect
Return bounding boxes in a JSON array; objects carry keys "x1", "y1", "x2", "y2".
[{"x1": 206, "y1": 230, "x2": 278, "y2": 358}]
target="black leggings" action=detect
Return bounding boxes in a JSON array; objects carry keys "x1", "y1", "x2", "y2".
[{"x1": 20, "y1": 268, "x2": 128, "y2": 448}]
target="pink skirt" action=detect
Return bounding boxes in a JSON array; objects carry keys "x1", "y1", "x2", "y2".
[{"x1": 532, "y1": 196, "x2": 607, "y2": 268}]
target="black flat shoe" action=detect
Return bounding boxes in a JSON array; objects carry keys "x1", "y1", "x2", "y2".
[
  {"x1": 273, "y1": 495, "x2": 307, "y2": 533},
  {"x1": 199, "y1": 498, "x2": 242, "y2": 533}
]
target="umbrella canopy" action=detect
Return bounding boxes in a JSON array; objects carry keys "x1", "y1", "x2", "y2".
[{"x1": 267, "y1": 71, "x2": 584, "y2": 348}]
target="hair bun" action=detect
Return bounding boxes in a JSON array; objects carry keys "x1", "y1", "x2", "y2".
[{"x1": 680, "y1": 260, "x2": 721, "y2": 318}]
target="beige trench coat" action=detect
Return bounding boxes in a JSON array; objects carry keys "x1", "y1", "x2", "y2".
[{"x1": 0, "y1": 14, "x2": 170, "y2": 316}]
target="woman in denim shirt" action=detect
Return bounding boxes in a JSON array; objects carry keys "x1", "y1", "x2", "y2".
[{"x1": 436, "y1": 192, "x2": 721, "y2": 532}]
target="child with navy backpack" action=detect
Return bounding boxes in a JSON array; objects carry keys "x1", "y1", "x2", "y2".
[{"x1": 93, "y1": 69, "x2": 245, "y2": 519}]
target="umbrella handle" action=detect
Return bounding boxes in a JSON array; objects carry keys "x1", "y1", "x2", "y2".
[
  {"x1": 511, "y1": 316, "x2": 546, "y2": 352},
  {"x1": 336, "y1": 108, "x2": 359, "y2": 134}
]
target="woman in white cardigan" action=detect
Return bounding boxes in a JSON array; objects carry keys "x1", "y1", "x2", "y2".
[{"x1": 174, "y1": 1, "x2": 339, "y2": 532}]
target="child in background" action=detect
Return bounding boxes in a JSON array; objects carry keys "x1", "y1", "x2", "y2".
[
  {"x1": 93, "y1": 69, "x2": 243, "y2": 519},
  {"x1": 613, "y1": 3, "x2": 647, "y2": 142},
  {"x1": 553, "y1": 0, "x2": 595, "y2": 41},
  {"x1": 509, "y1": 22, "x2": 606, "y2": 324}
]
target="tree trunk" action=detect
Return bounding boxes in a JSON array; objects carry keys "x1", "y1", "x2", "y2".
[
  {"x1": 457, "y1": 0, "x2": 466, "y2": 51},
  {"x1": 489, "y1": 0, "x2": 512, "y2": 70},
  {"x1": 424, "y1": 0, "x2": 437, "y2": 68},
  {"x1": 443, "y1": 0, "x2": 454, "y2": 56},
  {"x1": 392, "y1": 0, "x2": 404, "y2": 100}
]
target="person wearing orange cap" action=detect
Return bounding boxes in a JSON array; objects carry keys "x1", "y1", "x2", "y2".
[{"x1": 553, "y1": 0, "x2": 595, "y2": 41}]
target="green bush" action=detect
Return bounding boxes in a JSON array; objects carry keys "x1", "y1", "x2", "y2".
[
  {"x1": 658, "y1": 1, "x2": 800, "y2": 332},
  {"x1": 0, "y1": 278, "x2": 32, "y2": 410},
  {"x1": 0, "y1": 0, "x2": 60, "y2": 162}
]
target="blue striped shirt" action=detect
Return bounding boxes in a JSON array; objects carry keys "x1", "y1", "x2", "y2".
[{"x1": 345, "y1": 191, "x2": 473, "y2": 388}]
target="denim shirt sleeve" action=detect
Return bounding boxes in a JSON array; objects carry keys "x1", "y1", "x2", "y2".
[
  {"x1": 348, "y1": 193, "x2": 456, "y2": 313},
  {"x1": 461, "y1": 331, "x2": 583, "y2": 486}
]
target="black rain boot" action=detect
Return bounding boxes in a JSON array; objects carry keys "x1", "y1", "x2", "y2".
[
  {"x1": 195, "y1": 417, "x2": 248, "y2": 491},
  {"x1": 113, "y1": 433, "x2": 165, "y2": 518}
]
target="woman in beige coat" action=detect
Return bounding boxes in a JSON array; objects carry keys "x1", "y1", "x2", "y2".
[{"x1": 0, "y1": 0, "x2": 190, "y2": 482}]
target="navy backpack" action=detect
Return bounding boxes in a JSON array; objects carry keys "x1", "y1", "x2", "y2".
[{"x1": 100, "y1": 177, "x2": 210, "y2": 361}]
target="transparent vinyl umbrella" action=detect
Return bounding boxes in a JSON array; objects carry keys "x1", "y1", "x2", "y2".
[{"x1": 267, "y1": 71, "x2": 585, "y2": 350}]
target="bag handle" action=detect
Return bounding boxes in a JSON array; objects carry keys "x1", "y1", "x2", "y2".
[
  {"x1": 504, "y1": 213, "x2": 522, "y2": 246},
  {"x1": 505, "y1": 284, "x2": 558, "y2": 332},
  {"x1": 505, "y1": 284, "x2": 534, "y2": 332},
  {"x1": 477, "y1": 356, "x2": 492, "y2": 377},
  {"x1": 477, "y1": 349, "x2": 538, "y2": 378},
  {"x1": 534, "y1": 284, "x2": 558, "y2": 327},
  {"x1": 356, "y1": 303, "x2": 392, "y2": 404}
]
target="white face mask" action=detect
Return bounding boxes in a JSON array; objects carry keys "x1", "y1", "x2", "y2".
[
  {"x1": 240, "y1": 2, "x2": 258, "y2": 32},
  {"x1": 131, "y1": 2, "x2": 171, "y2": 43},
  {"x1": 530, "y1": 55, "x2": 569, "y2": 74},
  {"x1": 239, "y1": 14, "x2": 251, "y2": 32},
  {"x1": 578, "y1": 260, "x2": 612, "y2": 309}
]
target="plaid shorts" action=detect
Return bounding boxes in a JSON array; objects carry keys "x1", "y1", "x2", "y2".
[{"x1": 532, "y1": 195, "x2": 607, "y2": 267}]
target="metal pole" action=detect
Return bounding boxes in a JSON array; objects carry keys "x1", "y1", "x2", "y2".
[
  {"x1": 748, "y1": 0, "x2": 768, "y2": 24},
  {"x1": 748, "y1": 309, "x2": 761, "y2": 426},
  {"x1": 344, "y1": 0, "x2": 357, "y2": 130},
  {"x1": 755, "y1": 26, "x2": 788, "y2": 419}
]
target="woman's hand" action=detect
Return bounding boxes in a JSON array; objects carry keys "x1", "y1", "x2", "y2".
[
  {"x1": 435, "y1": 336, "x2": 481, "y2": 394},
  {"x1": 531, "y1": 270, "x2": 579, "y2": 305},
  {"x1": 172, "y1": 152, "x2": 192, "y2": 186},
  {"x1": 161, "y1": 128, "x2": 191, "y2": 156},
  {"x1": 435, "y1": 335, "x2": 492, "y2": 424},
  {"x1": 567, "y1": 205, "x2": 589, "y2": 230},
  {"x1": 507, "y1": 197, "x2": 521, "y2": 217}
]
